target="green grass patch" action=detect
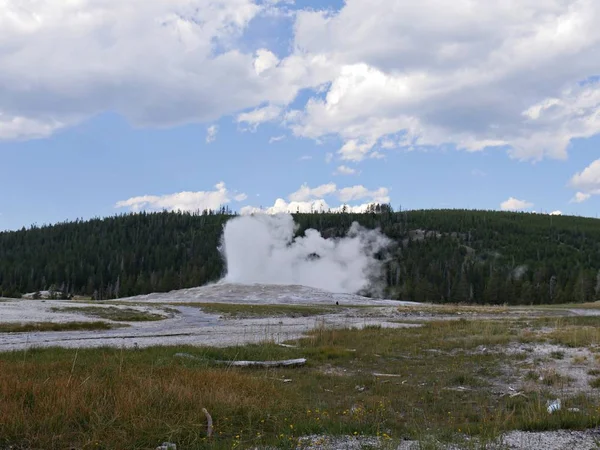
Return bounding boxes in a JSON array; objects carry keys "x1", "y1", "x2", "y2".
[
  {"x1": 0, "y1": 321, "x2": 117, "y2": 333},
  {"x1": 51, "y1": 306, "x2": 166, "y2": 322},
  {"x1": 180, "y1": 302, "x2": 333, "y2": 318}
]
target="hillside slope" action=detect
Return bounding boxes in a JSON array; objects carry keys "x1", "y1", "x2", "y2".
[{"x1": 1, "y1": 209, "x2": 599, "y2": 305}]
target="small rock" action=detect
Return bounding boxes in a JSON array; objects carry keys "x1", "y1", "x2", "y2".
[
  {"x1": 355, "y1": 385, "x2": 366, "y2": 392},
  {"x1": 156, "y1": 443, "x2": 177, "y2": 450},
  {"x1": 547, "y1": 399, "x2": 561, "y2": 414}
]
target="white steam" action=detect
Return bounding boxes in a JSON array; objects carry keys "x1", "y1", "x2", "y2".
[
  {"x1": 512, "y1": 265, "x2": 529, "y2": 280},
  {"x1": 220, "y1": 214, "x2": 391, "y2": 294}
]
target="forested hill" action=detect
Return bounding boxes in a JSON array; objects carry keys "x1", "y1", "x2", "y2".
[{"x1": 1, "y1": 209, "x2": 600, "y2": 305}]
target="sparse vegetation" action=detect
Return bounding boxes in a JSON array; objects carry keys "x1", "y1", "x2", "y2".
[
  {"x1": 181, "y1": 303, "x2": 333, "y2": 318},
  {"x1": 51, "y1": 306, "x2": 166, "y2": 322},
  {"x1": 397, "y1": 303, "x2": 510, "y2": 316},
  {"x1": 2, "y1": 317, "x2": 600, "y2": 449},
  {"x1": 0, "y1": 321, "x2": 117, "y2": 333}
]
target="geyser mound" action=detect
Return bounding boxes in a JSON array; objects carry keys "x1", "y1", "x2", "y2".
[{"x1": 220, "y1": 214, "x2": 391, "y2": 294}]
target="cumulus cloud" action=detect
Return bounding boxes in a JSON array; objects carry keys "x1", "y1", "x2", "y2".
[
  {"x1": 550, "y1": 210, "x2": 563, "y2": 215},
  {"x1": 500, "y1": 197, "x2": 534, "y2": 211},
  {"x1": 115, "y1": 182, "x2": 244, "y2": 212},
  {"x1": 206, "y1": 125, "x2": 218, "y2": 144},
  {"x1": 240, "y1": 199, "x2": 387, "y2": 215},
  {"x1": 334, "y1": 165, "x2": 357, "y2": 175},
  {"x1": 0, "y1": 113, "x2": 67, "y2": 140},
  {"x1": 241, "y1": 182, "x2": 391, "y2": 214},
  {"x1": 5, "y1": 0, "x2": 600, "y2": 166},
  {"x1": 571, "y1": 192, "x2": 591, "y2": 203},
  {"x1": 338, "y1": 185, "x2": 389, "y2": 203},
  {"x1": 241, "y1": 198, "x2": 331, "y2": 215},
  {"x1": 569, "y1": 159, "x2": 600, "y2": 202},
  {"x1": 0, "y1": 0, "x2": 309, "y2": 140},
  {"x1": 287, "y1": 0, "x2": 600, "y2": 161},
  {"x1": 237, "y1": 104, "x2": 282, "y2": 130},
  {"x1": 288, "y1": 183, "x2": 337, "y2": 202}
]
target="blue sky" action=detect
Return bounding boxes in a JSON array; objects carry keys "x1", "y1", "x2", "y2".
[{"x1": 1, "y1": 0, "x2": 600, "y2": 231}]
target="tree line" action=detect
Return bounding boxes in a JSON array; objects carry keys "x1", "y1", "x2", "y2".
[{"x1": 1, "y1": 208, "x2": 600, "y2": 305}]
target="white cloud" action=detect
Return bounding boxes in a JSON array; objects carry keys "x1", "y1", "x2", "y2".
[
  {"x1": 237, "y1": 104, "x2": 282, "y2": 130},
  {"x1": 240, "y1": 199, "x2": 386, "y2": 215},
  {"x1": 0, "y1": 0, "x2": 307, "y2": 140},
  {"x1": 334, "y1": 165, "x2": 357, "y2": 175},
  {"x1": 338, "y1": 139, "x2": 375, "y2": 162},
  {"x1": 571, "y1": 192, "x2": 591, "y2": 203},
  {"x1": 0, "y1": 113, "x2": 67, "y2": 140},
  {"x1": 287, "y1": 0, "x2": 600, "y2": 161},
  {"x1": 234, "y1": 193, "x2": 248, "y2": 202},
  {"x1": 116, "y1": 182, "x2": 243, "y2": 212},
  {"x1": 338, "y1": 185, "x2": 390, "y2": 204},
  {"x1": 550, "y1": 210, "x2": 563, "y2": 215},
  {"x1": 325, "y1": 152, "x2": 334, "y2": 163},
  {"x1": 253, "y1": 49, "x2": 280, "y2": 75},
  {"x1": 500, "y1": 197, "x2": 534, "y2": 211},
  {"x1": 471, "y1": 169, "x2": 487, "y2": 177},
  {"x1": 242, "y1": 182, "x2": 390, "y2": 214},
  {"x1": 241, "y1": 198, "x2": 331, "y2": 215},
  {"x1": 206, "y1": 125, "x2": 218, "y2": 144},
  {"x1": 299, "y1": 155, "x2": 313, "y2": 161},
  {"x1": 269, "y1": 135, "x2": 286, "y2": 143},
  {"x1": 289, "y1": 183, "x2": 337, "y2": 202},
  {"x1": 5, "y1": 0, "x2": 600, "y2": 166},
  {"x1": 569, "y1": 159, "x2": 600, "y2": 202}
]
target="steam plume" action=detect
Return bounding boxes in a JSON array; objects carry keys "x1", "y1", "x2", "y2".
[{"x1": 220, "y1": 214, "x2": 391, "y2": 294}]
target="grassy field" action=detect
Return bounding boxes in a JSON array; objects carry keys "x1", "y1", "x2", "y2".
[
  {"x1": 1, "y1": 315, "x2": 600, "y2": 449},
  {"x1": 0, "y1": 321, "x2": 118, "y2": 333},
  {"x1": 50, "y1": 306, "x2": 167, "y2": 322},
  {"x1": 187, "y1": 303, "x2": 335, "y2": 318}
]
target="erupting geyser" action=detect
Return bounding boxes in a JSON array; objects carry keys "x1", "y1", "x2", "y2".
[{"x1": 219, "y1": 213, "x2": 391, "y2": 294}]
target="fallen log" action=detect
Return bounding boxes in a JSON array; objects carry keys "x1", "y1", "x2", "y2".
[
  {"x1": 372, "y1": 372, "x2": 403, "y2": 378},
  {"x1": 174, "y1": 353, "x2": 306, "y2": 368},
  {"x1": 215, "y1": 358, "x2": 307, "y2": 368}
]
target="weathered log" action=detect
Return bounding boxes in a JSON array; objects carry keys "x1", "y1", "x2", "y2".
[
  {"x1": 215, "y1": 358, "x2": 306, "y2": 368},
  {"x1": 174, "y1": 353, "x2": 306, "y2": 368}
]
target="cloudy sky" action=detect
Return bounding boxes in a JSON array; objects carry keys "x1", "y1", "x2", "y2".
[{"x1": 2, "y1": 0, "x2": 600, "y2": 230}]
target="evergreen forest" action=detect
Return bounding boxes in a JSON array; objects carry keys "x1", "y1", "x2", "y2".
[{"x1": 1, "y1": 208, "x2": 600, "y2": 305}]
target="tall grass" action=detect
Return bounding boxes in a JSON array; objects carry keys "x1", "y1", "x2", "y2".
[{"x1": 1, "y1": 318, "x2": 600, "y2": 448}]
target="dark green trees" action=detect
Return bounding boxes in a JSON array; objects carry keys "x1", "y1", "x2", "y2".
[{"x1": 1, "y1": 208, "x2": 599, "y2": 305}]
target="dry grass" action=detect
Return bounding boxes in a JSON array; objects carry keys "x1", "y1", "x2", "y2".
[
  {"x1": 0, "y1": 321, "x2": 117, "y2": 333},
  {"x1": 396, "y1": 303, "x2": 510, "y2": 316},
  {"x1": 1, "y1": 318, "x2": 600, "y2": 449},
  {"x1": 547, "y1": 326, "x2": 600, "y2": 348}
]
